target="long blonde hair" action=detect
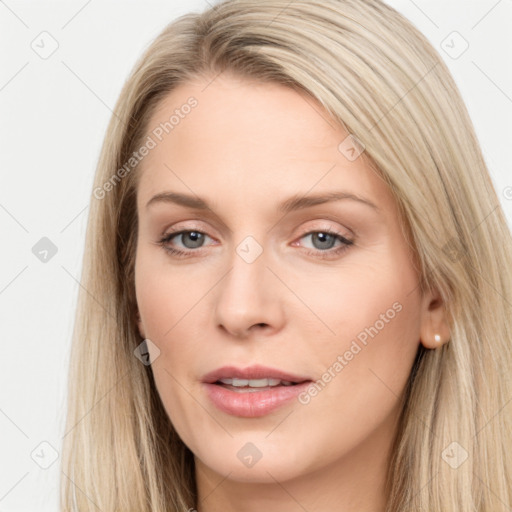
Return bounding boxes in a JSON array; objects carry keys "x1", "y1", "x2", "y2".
[{"x1": 60, "y1": 0, "x2": 512, "y2": 510}]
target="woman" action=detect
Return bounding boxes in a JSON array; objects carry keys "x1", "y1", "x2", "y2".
[{"x1": 60, "y1": 0, "x2": 512, "y2": 510}]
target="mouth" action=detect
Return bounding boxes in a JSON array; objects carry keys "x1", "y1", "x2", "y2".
[
  {"x1": 213, "y1": 377, "x2": 308, "y2": 392},
  {"x1": 202, "y1": 364, "x2": 312, "y2": 387},
  {"x1": 202, "y1": 365, "x2": 314, "y2": 417}
]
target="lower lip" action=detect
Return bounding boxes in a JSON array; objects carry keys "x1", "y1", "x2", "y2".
[{"x1": 203, "y1": 381, "x2": 312, "y2": 418}]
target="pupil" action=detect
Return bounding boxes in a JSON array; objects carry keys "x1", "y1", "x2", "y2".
[
  {"x1": 184, "y1": 231, "x2": 203, "y2": 248},
  {"x1": 313, "y1": 232, "x2": 335, "y2": 250}
]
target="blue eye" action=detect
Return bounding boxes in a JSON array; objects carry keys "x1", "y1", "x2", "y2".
[
  {"x1": 171, "y1": 231, "x2": 206, "y2": 249},
  {"x1": 303, "y1": 231, "x2": 345, "y2": 250},
  {"x1": 298, "y1": 230, "x2": 354, "y2": 260},
  {"x1": 157, "y1": 228, "x2": 354, "y2": 260},
  {"x1": 157, "y1": 230, "x2": 211, "y2": 256}
]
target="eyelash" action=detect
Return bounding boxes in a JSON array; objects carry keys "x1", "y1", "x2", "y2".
[{"x1": 156, "y1": 227, "x2": 354, "y2": 260}]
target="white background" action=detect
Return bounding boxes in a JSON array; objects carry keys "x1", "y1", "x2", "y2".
[{"x1": 0, "y1": 1, "x2": 511, "y2": 510}]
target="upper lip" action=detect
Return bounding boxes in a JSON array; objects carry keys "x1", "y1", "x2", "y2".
[{"x1": 202, "y1": 365, "x2": 312, "y2": 384}]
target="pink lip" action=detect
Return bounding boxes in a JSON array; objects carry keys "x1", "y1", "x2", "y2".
[
  {"x1": 201, "y1": 364, "x2": 311, "y2": 384},
  {"x1": 201, "y1": 365, "x2": 313, "y2": 418},
  {"x1": 203, "y1": 381, "x2": 312, "y2": 417}
]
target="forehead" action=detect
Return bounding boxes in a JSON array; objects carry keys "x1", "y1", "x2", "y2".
[
  {"x1": 148, "y1": 74, "x2": 338, "y2": 155},
  {"x1": 136, "y1": 74, "x2": 393, "y2": 216}
]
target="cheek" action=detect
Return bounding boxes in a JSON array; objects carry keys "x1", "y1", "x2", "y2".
[
  {"x1": 284, "y1": 279, "x2": 421, "y2": 470},
  {"x1": 293, "y1": 255, "x2": 420, "y2": 354},
  {"x1": 134, "y1": 250, "x2": 211, "y2": 341},
  {"x1": 302, "y1": 259, "x2": 421, "y2": 424},
  {"x1": 297, "y1": 242, "x2": 421, "y2": 386},
  {"x1": 318, "y1": 292, "x2": 420, "y2": 402},
  {"x1": 134, "y1": 249, "x2": 209, "y2": 384},
  {"x1": 134, "y1": 254, "x2": 205, "y2": 444}
]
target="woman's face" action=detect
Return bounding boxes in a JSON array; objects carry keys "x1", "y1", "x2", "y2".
[{"x1": 134, "y1": 74, "x2": 436, "y2": 486}]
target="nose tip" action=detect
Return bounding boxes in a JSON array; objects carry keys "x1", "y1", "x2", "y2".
[
  {"x1": 213, "y1": 254, "x2": 285, "y2": 339},
  {"x1": 222, "y1": 321, "x2": 271, "y2": 339}
]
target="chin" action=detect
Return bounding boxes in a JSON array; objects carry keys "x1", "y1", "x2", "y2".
[{"x1": 193, "y1": 440, "x2": 316, "y2": 484}]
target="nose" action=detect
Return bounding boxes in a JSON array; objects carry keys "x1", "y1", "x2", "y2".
[{"x1": 213, "y1": 241, "x2": 286, "y2": 339}]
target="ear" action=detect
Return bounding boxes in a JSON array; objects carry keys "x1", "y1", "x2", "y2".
[
  {"x1": 419, "y1": 286, "x2": 451, "y2": 349},
  {"x1": 136, "y1": 310, "x2": 146, "y2": 339}
]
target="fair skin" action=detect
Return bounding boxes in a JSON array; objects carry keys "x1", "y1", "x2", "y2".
[{"x1": 134, "y1": 73, "x2": 450, "y2": 512}]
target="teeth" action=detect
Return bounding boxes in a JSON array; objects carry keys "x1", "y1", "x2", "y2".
[{"x1": 218, "y1": 378, "x2": 294, "y2": 387}]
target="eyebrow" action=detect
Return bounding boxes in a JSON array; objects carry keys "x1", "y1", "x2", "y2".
[{"x1": 145, "y1": 190, "x2": 379, "y2": 213}]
